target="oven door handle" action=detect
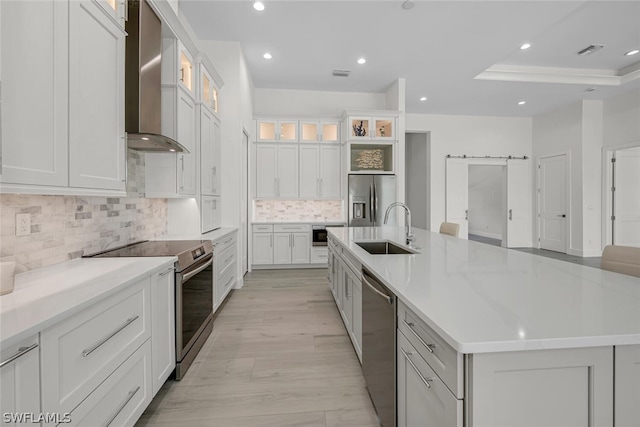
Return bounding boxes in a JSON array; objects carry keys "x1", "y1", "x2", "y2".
[{"x1": 181, "y1": 254, "x2": 214, "y2": 282}]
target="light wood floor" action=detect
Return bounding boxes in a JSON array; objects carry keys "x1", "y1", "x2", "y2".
[{"x1": 136, "y1": 269, "x2": 379, "y2": 427}]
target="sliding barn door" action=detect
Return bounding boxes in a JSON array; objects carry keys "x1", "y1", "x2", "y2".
[
  {"x1": 506, "y1": 159, "x2": 532, "y2": 248},
  {"x1": 445, "y1": 158, "x2": 469, "y2": 239}
]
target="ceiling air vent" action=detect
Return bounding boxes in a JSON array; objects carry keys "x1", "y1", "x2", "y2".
[
  {"x1": 577, "y1": 44, "x2": 604, "y2": 56},
  {"x1": 332, "y1": 70, "x2": 351, "y2": 77}
]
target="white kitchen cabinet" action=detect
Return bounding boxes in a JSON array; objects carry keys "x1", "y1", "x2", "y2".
[
  {"x1": 69, "y1": 0, "x2": 126, "y2": 191},
  {"x1": 468, "y1": 346, "x2": 614, "y2": 427},
  {"x1": 0, "y1": 0, "x2": 68, "y2": 188},
  {"x1": 310, "y1": 246, "x2": 329, "y2": 264},
  {"x1": 199, "y1": 102, "x2": 221, "y2": 196},
  {"x1": 299, "y1": 121, "x2": 340, "y2": 143},
  {"x1": 299, "y1": 145, "x2": 341, "y2": 198},
  {"x1": 95, "y1": 0, "x2": 126, "y2": 29},
  {"x1": 291, "y1": 233, "x2": 311, "y2": 263},
  {"x1": 213, "y1": 232, "x2": 237, "y2": 309},
  {"x1": 255, "y1": 144, "x2": 299, "y2": 198},
  {"x1": 0, "y1": 335, "x2": 41, "y2": 427},
  {"x1": 41, "y1": 277, "x2": 151, "y2": 415},
  {"x1": 199, "y1": 65, "x2": 219, "y2": 115},
  {"x1": 252, "y1": 225, "x2": 274, "y2": 265},
  {"x1": 397, "y1": 331, "x2": 463, "y2": 427},
  {"x1": 1, "y1": 0, "x2": 126, "y2": 194},
  {"x1": 256, "y1": 119, "x2": 298, "y2": 142},
  {"x1": 615, "y1": 344, "x2": 640, "y2": 426},
  {"x1": 345, "y1": 115, "x2": 396, "y2": 141},
  {"x1": 146, "y1": 38, "x2": 197, "y2": 198},
  {"x1": 351, "y1": 273, "x2": 362, "y2": 357},
  {"x1": 201, "y1": 196, "x2": 221, "y2": 233},
  {"x1": 273, "y1": 232, "x2": 293, "y2": 264},
  {"x1": 150, "y1": 266, "x2": 175, "y2": 396},
  {"x1": 340, "y1": 257, "x2": 354, "y2": 333}
]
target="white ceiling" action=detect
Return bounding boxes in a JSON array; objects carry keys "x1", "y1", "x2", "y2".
[{"x1": 180, "y1": 0, "x2": 640, "y2": 117}]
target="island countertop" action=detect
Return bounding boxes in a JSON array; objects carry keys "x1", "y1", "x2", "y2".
[{"x1": 328, "y1": 226, "x2": 640, "y2": 354}]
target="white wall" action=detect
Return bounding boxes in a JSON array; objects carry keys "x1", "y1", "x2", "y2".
[
  {"x1": 254, "y1": 88, "x2": 385, "y2": 116},
  {"x1": 468, "y1": 165, "x2": 505, "y2": 239},
  {"x1": 406, "y1": 114, "x2": 533, "y2": 233},
  {"x1": 603, "y1": 89, "x2": 640, "y2": 148},
  {"x1": 532, "y1": 100, "x2": 604, "y2": 256},
  {"x1": 405, "y1": 133, "x2": 428, "y2": 229}
]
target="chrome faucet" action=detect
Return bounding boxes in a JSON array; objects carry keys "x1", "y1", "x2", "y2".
[{"x1": 383, "y1": 202, "x2": 415, "y2": 245}]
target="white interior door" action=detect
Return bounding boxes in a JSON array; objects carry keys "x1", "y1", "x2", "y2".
[
  {"x1": 613, "y1": 147, "x2": 640, "y2": 247},
  {"x1": 242, "y1": 130, "x2": 249, "y2": 274},
  {"x1": 445, "y1": 158, "x2": 469, "y2": 238},
  {"x1": 539, "y1": 155, "x2": 567, "y2": 253},
  {"x1": 506, "y1": 160, "x2": 532, "y2": 248}
]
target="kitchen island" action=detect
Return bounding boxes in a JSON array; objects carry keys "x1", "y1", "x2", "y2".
[{"x1": 328, "y1": 226, "x2": 640, "y2": 427}]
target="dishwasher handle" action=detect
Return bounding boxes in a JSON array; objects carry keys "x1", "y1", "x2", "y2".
[{"x1": 362, "y1": 273, "x2": 393, "y2": 305}]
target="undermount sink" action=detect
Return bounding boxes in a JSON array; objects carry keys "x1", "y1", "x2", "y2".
[{"x1": 355, "y1": 241, "x2": 418, "y2": 255}]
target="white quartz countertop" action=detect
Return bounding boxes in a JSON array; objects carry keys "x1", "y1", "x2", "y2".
[
  {"x1": 0, "y1": 257, "x2": 175, "y2": 348},
  {"x1": 158, "y1": 227, "x2": 237, "y2": 242},
  {"x1": 329, "y1": 227, "x2": 640, "y2": 354}
]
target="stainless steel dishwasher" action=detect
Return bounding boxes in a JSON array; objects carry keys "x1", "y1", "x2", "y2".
[{"x1": 362, "y1": 269, "x2": 396, "y2": 427}]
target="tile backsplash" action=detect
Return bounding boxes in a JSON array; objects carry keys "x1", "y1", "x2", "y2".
[
  {"x1": 0, "y1": 195, "x2": 167, "y2": 272},
  {"x1": 253, "y1": 200, "x2": 343, "y2": 222}
]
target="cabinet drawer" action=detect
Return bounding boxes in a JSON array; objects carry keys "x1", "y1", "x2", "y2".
[
  {"x1": 311, "y1": 247, "x2": 329, "y2": 264},
  {"x1": 397, "y1": 331, "x2": 462, "y2": 427},
  {"x1": 66, "y1": 340, "x2": 152, "y2": 427},
  {"x1": 273, "y1": 224, "x2": 310, "y2": 233},
  {"x1": 41, "y1": 277, "x2": 151, "y2": 413},
  {"x1": 214, "y1": 244, "x2": 238, "y2": 277},
  {"x1": 217, "y1": 261, "x2": 237, "y2": 301},
  {"x1": 398, "y1": 301, "x2": 463, "y2": 398},
  {"x1": 252, "y1": 224, "x2": 273, "y2": 233},
  {"x1": 215, "y1": 232, "x2": 237, "y2": 252}
]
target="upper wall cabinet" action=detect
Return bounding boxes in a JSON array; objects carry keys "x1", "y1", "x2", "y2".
[
  {"x1": 344, "y1": 114, "x2": 396, "y2": 141},
  {"x1": 256, "y1": 119, "x2": 298, "y2": 143},
  {"x1": 146, "y1": 37, "x2": 197, "y2": 198},
  {"x1": 300, "y1": 121, "x2": 340, "y2": 143},
  {"x1": 199, "y1": 64, "x2": 219, "y2": 115},
  {"x1": 0, "y1": 0, "x2": 126, "y2": 195},
  {"x1": 98, "y1": 0, "x2": 126, "y2": 29}
]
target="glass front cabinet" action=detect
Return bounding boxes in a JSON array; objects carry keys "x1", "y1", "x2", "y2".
[{"x1": 345, "y1": 115, "x2": 396, "y2": 141}]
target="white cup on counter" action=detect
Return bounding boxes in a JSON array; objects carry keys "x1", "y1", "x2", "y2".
[{"x1": 0, "y1": 261, "x2": 17, "y2": 295}]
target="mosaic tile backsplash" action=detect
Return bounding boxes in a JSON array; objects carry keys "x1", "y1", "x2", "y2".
[
  {"x1": 0, "y1": 195, "x2": 167, "y2": 272},
  {"x1": 253, "y1": 200, "x2": 343, "y2": 222}
]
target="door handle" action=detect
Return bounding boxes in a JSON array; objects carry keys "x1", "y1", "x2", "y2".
[
  {"x1": 557, "y1": 214, "x2": 566, "y2": 218},
  {"x1": 509, "y1": 209, "x2": 513, "y2": 220}
]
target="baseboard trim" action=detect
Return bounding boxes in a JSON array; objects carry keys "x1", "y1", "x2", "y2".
[
  {"x1": 468, "y1": 230, "x2": 503, "y2": 240},
  {"x1": 568, "y1": 248, "x2": 603, "y2": 257}
]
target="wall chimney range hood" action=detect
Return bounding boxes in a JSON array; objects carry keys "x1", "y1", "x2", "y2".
[{"x1": 125, "y1": 0, "x2": 188, "y2": 153}]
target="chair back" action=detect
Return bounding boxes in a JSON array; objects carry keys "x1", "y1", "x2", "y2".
[
  {"x1": 439, "y1": 222, "x2": 460, "y2": 237},
  {"x1": 601, "y1": 245, "x2": 640, "y2": 278}
]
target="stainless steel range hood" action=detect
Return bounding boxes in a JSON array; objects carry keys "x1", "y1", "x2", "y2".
[{"x1": 125, "y1": 0, "x2": 188, "y2": 153}]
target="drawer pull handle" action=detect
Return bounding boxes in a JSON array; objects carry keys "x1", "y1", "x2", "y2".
[
  {"x1": 103, "y1": 385, "x2": 141, "y2": 427},
  {"x1": 0, "y1": 343, "x2": 38, "y2": 368},
  {"x1": 159, "y1": 267, "x2": 174, "y2": 277},
  {"x1": 402, "y1": 319, "x2": 436, "y2": 353},
  {"x1": 224, "y1": 255, "x2": 234, "y2": 264},
  {"x1": 400, "y1": 347, "x2": 434, "y2": 389},
  {"x1": 82, "y1": 316, "x2": 139, "y2": 358}
]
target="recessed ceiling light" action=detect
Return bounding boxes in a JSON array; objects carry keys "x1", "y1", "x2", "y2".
[
  {"x1": 520, "y1": 43, "x2": 531, "y2": 50},
  {"x1": 402, "y1": 0, "x2": 415, "y2": 10},
  {"x1": 420, "y1": 97, "x2": 427, "y2": 101},
  {"x1": 357, "y1": 58, "x2": 366, "y2": 65},
  {"x1": 624, "y1": 49, "x2": 639, "y2": 56},
  {"x1": 518, "y1": 101, "x2": 526, "y2": 105},
  {"x1": 253, "y1": 1, "x2": 265, "y2": 11},
  {"x1": 263, "y1": 52, "x2": 272, "y2": 59}
]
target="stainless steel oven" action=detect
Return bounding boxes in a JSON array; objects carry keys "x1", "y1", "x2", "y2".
[
  {"x1": 312, "y1": 224, "x2": 344, "y2": 246},
  {"x1": 175, "y1": 251, "x2": 214, "y2": 379}
]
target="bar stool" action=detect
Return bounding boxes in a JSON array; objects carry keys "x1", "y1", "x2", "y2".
[
  {"x1": 439, "y1": 222, "x2": 460, "y2": 237},
  {"x1": 601, "y1": 245, "x2": 640, "y2": 278}
]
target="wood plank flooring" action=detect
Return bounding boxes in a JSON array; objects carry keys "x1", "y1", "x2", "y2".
[{"x1": 136, "y1": 269, "x2": 379, "y2": 427}]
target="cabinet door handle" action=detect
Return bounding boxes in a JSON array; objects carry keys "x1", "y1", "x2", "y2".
[
  {"x1": 82, "y1": 316, "x2": 139, "y2": 357},
  {"x1": 0, "y1": 343, "x2": 38, "y2": 368},
  {"x1": 465, "y1": 209, "x2": 469, "y2": 221},
  {"x1": 270, "y1": 235, "x2": 273, "y2": 247},
  {"x1": 320, "y1": 178, "x2": 323, "y2": 197},
  {"x1": 211, "y1": 166, "x2": 216, "y2": 190},
  {"x1": 159, "y1": 267, "x2": 174, "y2": 277},
  {"x1": 402, "y1": 319, "x2": 436, "y2": 353},
  {"x1": 400, "y1": 347, "x2": 433, "y2": 389},
  {"x1": 103, "y1": 386, "x2": 141, "y2": 427},
  {"x1": 509, "y1": 209, "x2": 513, "y2": 220},
  {"x1": 122, "y1": 136, "x2": 127, "y2": 182},
  {"x1": 121, "y1": 0, "x2": 128, "y2": 21}
]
